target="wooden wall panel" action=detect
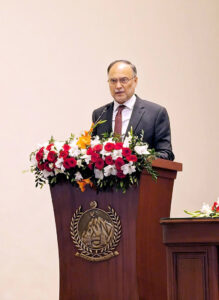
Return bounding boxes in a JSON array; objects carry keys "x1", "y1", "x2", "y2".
[
  {"x1": 161, "y1": 219, "x2": 219, "y2": 300},
  {"x1": 175, "y1": 253, "x2": 207, "y2": 300}
]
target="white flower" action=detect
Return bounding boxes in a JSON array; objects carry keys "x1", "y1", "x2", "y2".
[
  {"x1": 42, "y1": 170, "x2": 53, "y2": 179},
  {"x1": 54, "y1": 141, "x2": 64, "y2": 152},
  {"x1": 69, "y1": 140, "x2": 80, "y2": 157},
  {"x1": 111, "y1": 149, "x2": 123, "y2": 160},
  {"x1": 55, "y1": 158, "x2": 65, "y2": 172},
  {"x1": 49, "y1": 145, "x2": 55, "y2": 151},
  {"x1": 80, "y1": 149, "x2": 87, "y2": 155},
  {"x1": 43, "y1": 150, "x2": 49, "y2": 161},
  {"x1": 100, "y1": 148, "x2": 109, "y2": 157},
  {"x1": 104, "y1": 165, "x2": 117, "y2": 177},
  {"x1": 123, "y1": 135, "x2": 132, "y2": 147},
  {"x1": 200, "y1": 203, "x2": 212, "y2": 216},
  {"x1": 77, "y1": 159, "x2": 82, "y2": 167},
  {"x1": 69, "y1": 147, "x2": 81, "y2": 158},
  {"x1": 91, "y1": 136, "x2": 100, "y2": 147},
  {"x1": 69, "y1": 139, "x2": 78, "y2": 147},
  {"x1": 94, "y1": 168, "x2": 104, "y2": 179},
  {"x1": 55, "y1": 157, "x2": 63, "y2": 168},
  {"x1": 49, "y1": 163, "x2": 53, "y2": 169},
  {"x1": 75, "y1": 171, "x2": 83, "y2": 181},
  {"x1": 134, "y1": 145, "x2": 149, "y2": 155},
  {"x1": 121, "y1": 162, "x2": 136, "y2": 175},
  {"x1": 81, "y1": 154, "x2": 91, "y2": 164}
]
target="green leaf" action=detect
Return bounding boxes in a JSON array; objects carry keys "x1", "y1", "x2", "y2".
[
  {"x1": 69, "y1": 133, "x2": 75, "y2": 142},
  {"x1": 49, "y1": 136, "x2": 55, "y2": 143},
  {"x1": 50, "y1": 177, "x2": 57, "y2": 184}
]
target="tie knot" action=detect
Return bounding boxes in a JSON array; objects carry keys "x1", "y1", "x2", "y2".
[{"x1": 117, "y1": 105, "x2": 125, "y2": 113}]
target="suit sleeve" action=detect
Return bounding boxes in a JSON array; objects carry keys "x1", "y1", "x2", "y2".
[
  {"x1": 154, "y1": 107, "x2": 175, "y2": 161},
  {"x1": 92, "y1": 110, "x2": 97, "y2": 136},
  {"x1": 92, "y1": 110, "x2": 97, "y2": 123}
]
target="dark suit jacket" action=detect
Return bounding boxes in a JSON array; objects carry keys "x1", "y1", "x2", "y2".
[{"x1": 92, "y1": 95, "x2": 174, "y2": 160}]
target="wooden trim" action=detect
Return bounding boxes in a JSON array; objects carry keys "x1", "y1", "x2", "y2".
[
  {"x1": 161, "y1": 218, "x2": 219, "y2": 225},
  {"x1": 152, "y1": 158, "x2": 182, "y2": 171}
]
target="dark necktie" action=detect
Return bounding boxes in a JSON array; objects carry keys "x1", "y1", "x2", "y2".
[{"x1": 114, "y1": 105, "x2": 125, "y2": 136}]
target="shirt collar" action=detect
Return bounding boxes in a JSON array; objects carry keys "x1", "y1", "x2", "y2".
[{"x1": 113, "y1": 94, "x2": 136, "y2": 112}]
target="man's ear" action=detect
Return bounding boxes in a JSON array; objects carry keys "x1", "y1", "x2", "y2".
[{"x1": 134, "y1": 76, "x2": 138, "y2": 86}]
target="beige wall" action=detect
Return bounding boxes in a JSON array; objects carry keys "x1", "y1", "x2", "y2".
[{"x1": 1, "y1": 1, "x2": 219, "y2": 299}]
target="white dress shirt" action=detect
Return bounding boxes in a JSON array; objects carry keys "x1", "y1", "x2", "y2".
[{"x1": 112, "y1": 95, "x2": 136, "y2": 137}]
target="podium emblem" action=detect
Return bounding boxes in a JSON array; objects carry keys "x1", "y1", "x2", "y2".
[{"x1": 70, "y1": 201, "x2": 121, "y2": 262}]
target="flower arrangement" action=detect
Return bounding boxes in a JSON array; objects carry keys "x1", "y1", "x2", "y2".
[
  {"x1": 184, "y1": 198, "x2": 219, "y2": 218},
  {"x1": 30, "y1": 124, "x2": 157, "y2": 193}
]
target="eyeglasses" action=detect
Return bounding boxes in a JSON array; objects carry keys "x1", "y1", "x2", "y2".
[{"x1": 108, "y1": 76, "x2": 135, "y2": 86}]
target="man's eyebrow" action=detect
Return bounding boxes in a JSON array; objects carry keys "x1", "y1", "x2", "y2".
[{"x1": 110, "y1": 76, "x2": 128, "y2": 79}]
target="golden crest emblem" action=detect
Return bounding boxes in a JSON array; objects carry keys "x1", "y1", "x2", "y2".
[{"x1": 70, "y1": 201, "x2": 121, "y2": 262}]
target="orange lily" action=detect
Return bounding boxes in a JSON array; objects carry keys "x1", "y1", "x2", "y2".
[
  {"x1": 77, "y1": 124, "x2": 94, "y2": 149},
  {"x1": 77, "y1": 178, "x2": 93, "y2": 192}
]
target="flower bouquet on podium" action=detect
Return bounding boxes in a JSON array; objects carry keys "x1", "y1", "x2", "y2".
[{"x1": 30, "y1": 122, "x2": 157, "y2": 193}]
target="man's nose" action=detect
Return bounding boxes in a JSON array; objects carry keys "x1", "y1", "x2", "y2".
[{"x1": 115, "y1": 80, "x2": 122, "y2": 88}]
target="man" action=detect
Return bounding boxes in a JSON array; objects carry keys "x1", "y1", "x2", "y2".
[{"x1": 92, "y1": 60, "x2": 174, "y2": 160}]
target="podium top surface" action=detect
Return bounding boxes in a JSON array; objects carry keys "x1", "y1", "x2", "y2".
[
  {"x1": 152, "y1": 159, "x2": 182, "y2": 171},
  {"x1": 160, "y1": 218, "x2": 219, "y2": 224},
  {"x1": 161, "y1": 217, "x2": 219, "y2": 244}
]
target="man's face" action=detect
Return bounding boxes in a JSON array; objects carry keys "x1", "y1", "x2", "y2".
[{"x1": 108, "y1": 62, "x2": 138, "y2": 104}]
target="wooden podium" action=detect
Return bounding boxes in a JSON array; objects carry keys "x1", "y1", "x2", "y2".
[
  {"x1": 161, "y1": 218, "x2": 219, "y2": 300},
  {"x1": 50, "y1": 159, "x2": 182, "y2": 300}
]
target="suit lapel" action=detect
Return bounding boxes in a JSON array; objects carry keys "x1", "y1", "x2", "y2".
[
  {"x1": 125, "y1": 96, "x2": 145, "y2": 136},
  {"x1": 104, "y1": 102, "x2": 114, "y2": 133}
]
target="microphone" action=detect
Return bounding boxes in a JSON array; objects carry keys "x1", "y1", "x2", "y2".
[{"x1": 95, "y1": 104, "x2": 110, "y2": 124}]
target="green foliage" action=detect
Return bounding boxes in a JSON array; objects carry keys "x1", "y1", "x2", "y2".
[
  {"x1": 49, "y1": 136, "x2": 55, "y2": 144},
  {"x1": 69, "y1": 133, "x2": 75, "y2": 142},
  {"x1": 92, "y1": 120, "x2": 107, "y2": 130},
  {"x1": 184, "y1": 210, "x2": 219, "y2": 218}
]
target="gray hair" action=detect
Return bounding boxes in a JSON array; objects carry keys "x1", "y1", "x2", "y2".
[{"x1": 107, "y1": 60, "x2": 137, "y2": 76}]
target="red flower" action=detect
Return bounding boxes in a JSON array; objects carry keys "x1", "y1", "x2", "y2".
[
  {"x1": 44, "y1": 161, "x2": 53, "y2": 172},
  {"x1": 59, "y1": 150, "x2": 68, "y2": 159},
  {"x1": 212, "y1": 202, "x2": 219, "y2": 212},
  {"x1": 68, "y1": 158, "x2": 77, "y2": 168},
  {"x1": 88, "y1": 162, "x2": 93, "y2": 170},
  {"x1": 63, "y1": 144, "x2": 71, "y2": 151},
  {"x1": 91, "y1": 152, "x2": 100, "y2": 163},
  {"x1": 95, "y1": 158, "x2": 105, "y2": 170},
  {"x1": 93, "y1": 144, "x2": 103, "y2": 152},
  {"x1": 63, "y1": 158, "x2": 77, "y2": 169},
  {"x1": 46, "y1": 143, "x2": 54, "y2": 151},
  {"x1": 36, "y1": 150, "x2": 44, "y2": 162},
  {"x1": 87, "y1": 147, "x2": 94, "y2": 155},
  {"x1": 122, "y1": 147, "x2": 132, "y2": 157},
  {"x1": 37, "y1": 162, "x2": 44, "y2": 170},
  {"x1": 115, "y1": 157, "x2": 125, "y2": 170},
  {"x1": 126, "y1": 154, "x2": 137, "y2": 162},
  {"x1": 117, "y1": 170, "x2": 126, "y2": 178},
  {"x1": 47, "y1": 151, "x2": 57, "y2": 162},
  {"x1": 104, "y1": 143, "x2": 115, "y2": 152},
  {"x1": 114, "y1": 142, "x2": 123, "y2": 150},
  {"x1": 105, "y1": 155, "x2": 114, "y2": 165}
]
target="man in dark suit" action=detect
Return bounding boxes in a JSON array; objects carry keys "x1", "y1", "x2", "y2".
[{"x1": 92, "y1": 60, "x2": 174, "y2": 161}]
